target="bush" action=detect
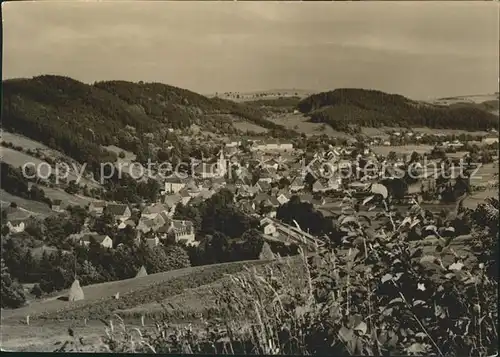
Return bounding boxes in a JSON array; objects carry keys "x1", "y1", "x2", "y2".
[{"x1": 1, "y1": 258, "x2": 27, "y2": 308}]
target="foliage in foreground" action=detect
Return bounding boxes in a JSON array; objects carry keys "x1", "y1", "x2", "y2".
[{"x1": 57, "y1": 191, "x2": 498, "y2": 355}]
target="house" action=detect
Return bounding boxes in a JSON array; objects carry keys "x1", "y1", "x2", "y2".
[
  {"x1": 311, "y1": 197, "x2": 326, "y2": 207},
  {"x1": 255, "y1": 180, "x2": 272, "y2": 193},
  {"x1": 235, "y1": 185, "x2": 254, "y2": 198},
  {"x1": 80, "y1": 234, "x2": 113, "y2": 249},
  {"x1": 141, "y1": 203, "x2": 170, "y2": 220},
  {"x1": 117, "y1": 220, "x2": 136, "y2": 230},
  {"x1": 325, "y1": 176, "x2": 342, "y2": 191},
  {"x1": 290, "y1": 176, "x2": 305, "y2": 192},
  {"x1": 6, "y1": 219, "x2": 26, "y2": 234},
  {"x1": 262, "y1": 221, "x2": 277, "y2": 236},
  {"x1": 88, "y1": 201, "x2": 106, "y2": 215},
  {"x1": 299, "y1": 193, "x2": 313, "y2": 204},
  {"x1": 177, "y1": 189, "x2": 192, "y2": 206},
  {"x1": 482, "y1": 135, "x2": 499, "y2": 145},
  {"x1": 257, "y1": 173, "x2": 274, "y2": 184},
  {"x1": 168, "y1": 220, "x2": 196, "y2": 246},
  {"x1": 192, "y1": 151, "x2": 227, "y2": 179},
  {"x1": 144, "y1": 237, "x2": 160, "y2": 248},
  {"x1": 276, "y1": 193, "x2": 290, "y2": 205},
  {"x1": 253, "y1": 140, "x2": 294, "y2": 152},
  {"x1": 255, "y1": 193, "x2": 271, "y2": 204},
  {"x1": 266, "y1": 196, "x2": 281, "y2": 208},
  {"x1": 234, "y1": 176, "x2": 252, "y2": 188},
  {"x1": 225, "y1": 141, "x2": 241, "y2": 148},
  {"x1": 164, "y1": 176, "x2": 186, "y2": 194},
  {"x1": 137, "y1": 213, "x2": 168, "y2": 234},
  {"x1": 164, "y1": 193, "x2": 182, "y2": 206},
  {"x1": 312, "y1": 180, "x2": 325, "y2": 193},
  {"x1": 239, "y1": 200, "x2": 256, "y2": 213},
  {"x1": 210, "y1": 177, "x2": 227, "y2": 190},
  {"x1": 349, "y1": 181, "x2": 370, "y2": 192},
  {"x1": 105, "y1": 204, "x2": 132, "y2": 222},
  {"x1": 51, "y1": 199, "x2": 64, "y2": 212}
]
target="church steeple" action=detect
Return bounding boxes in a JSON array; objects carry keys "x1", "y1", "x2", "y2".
[{"x1": 217, "y1": 148, "x2": 227, "y2": 177}]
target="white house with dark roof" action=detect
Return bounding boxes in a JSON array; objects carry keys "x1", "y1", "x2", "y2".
[
  {"x1": 168, "y1": 220, "x2": 197, "y2": 246},
  {"x1": 164, "y1": 176, "x2": 186, "y2": 194},
  {"x1": 51, "y1": 199, "x2": 64, "y2": 212},
  {"x1": 6, "y1": 219, "x2": 26, "y2": 234},
  {"x1": 252, "y1": 140, "x2": 294, "y2": 152},
  {"x1": 79, "y1": 233, "x2": 113, "y2": 249}
]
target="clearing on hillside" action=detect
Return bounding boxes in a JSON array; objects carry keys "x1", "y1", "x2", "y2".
[
  {"x1": 0, "y1": 260, "x2": 271, "y2": 323},
  {"x1": 268, "y1": 113, "x2": 353, "y2": 138},
  {"x1": 0, "y1": 189, "x2": 54, "y2": 217}
]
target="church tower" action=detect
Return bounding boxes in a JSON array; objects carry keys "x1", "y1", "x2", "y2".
[{"x1": 217, "y1": 149, "x2": 227, "y2": 177}]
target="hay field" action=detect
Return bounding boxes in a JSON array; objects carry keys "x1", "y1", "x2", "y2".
[{"x1": 0, "y1": 260, "x2": 270, "y2": 324}]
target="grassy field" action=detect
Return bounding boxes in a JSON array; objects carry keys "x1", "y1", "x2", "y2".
[
  {"x1": 28, "y1": 185, "x2": 95, "y2": 209},
  {"x1": 1, "y1": 131, "x2": 55, "y2": 152},
  {"x1": 1, "y1": 146, "x2": 100, "y2": 189},
  {"x1": 371, "y1": 144, "x2": 434, "y2": 156},
  {"x1": 0, "y1": 236, "x2": 481, "y2": 352},
  {"x1": 0, "y1": 259, "x2": 282, "y2": 351},
  {"x1": 0, "y1": 189, "x2": 54, "y2": 218},
  {"x1": 411, "y1": 127, "x2": 490, "y2": 136},
  {"x1": 232, "y1": 119, "x2": 269, "y2": 134},
  {"x1": 1, "y1": 259, "x2": 274, "y2": 324},
  {"x1": 469, "y1": 163, "x2": 497, "y2": 186},
  {"x1": 268, "y1": 113, "x2": 353, "y2": 138}
]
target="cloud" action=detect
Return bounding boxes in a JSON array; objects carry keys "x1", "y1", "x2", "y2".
[{"x1": 2, "y1": 1, "x2": 498, "y2": 98}]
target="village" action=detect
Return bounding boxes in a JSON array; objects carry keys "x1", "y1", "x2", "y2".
[{"x1": 4, "y1": 127, "x2": 498, "y2": 255}]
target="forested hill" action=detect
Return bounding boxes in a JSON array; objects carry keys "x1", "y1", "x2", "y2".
[
  {"x1": 297, "y1": 88, "x2": 499, "y2": 132},
  {"x1": 1, "y1": 75, "x2": 294, "y2": 175}
]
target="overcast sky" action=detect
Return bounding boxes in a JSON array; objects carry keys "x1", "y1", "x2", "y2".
[{"x1": 2, "y1": 1, "x2": 499, "y2": 99}]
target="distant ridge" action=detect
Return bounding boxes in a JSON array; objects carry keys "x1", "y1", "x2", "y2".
[{"x1": 297, "y1": 88, "x2": 498, "y2": 132}]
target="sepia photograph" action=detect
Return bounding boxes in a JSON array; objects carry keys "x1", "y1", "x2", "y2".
[{"x1": 1, "y1": 0, "x2": 499, "y2": 354}]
